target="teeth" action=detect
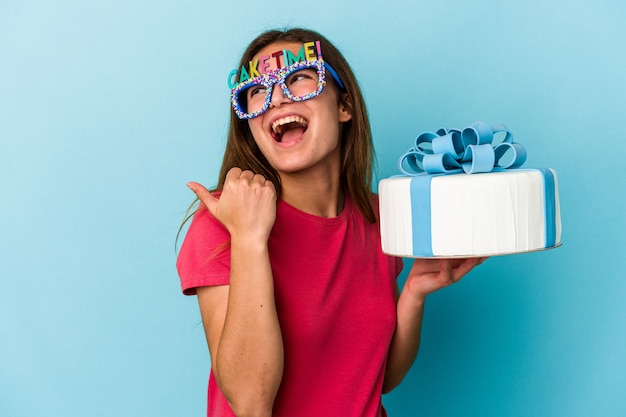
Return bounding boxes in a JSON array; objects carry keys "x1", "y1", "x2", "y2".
[{"x1": 272, "y1": 116, "x2": 308, "y2": 134}]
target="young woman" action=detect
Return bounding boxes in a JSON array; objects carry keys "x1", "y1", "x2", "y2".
[{"x1": 177, "y1": 27, "x2": 484, "y2": 417}]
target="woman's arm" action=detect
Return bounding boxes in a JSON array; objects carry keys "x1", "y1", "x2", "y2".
[
  {"x1": 189, "y1": 168, "x2": 283, "y2": 417},
  {"x1": 382, "y1": 257, "x2": 486, "y2": 393}
]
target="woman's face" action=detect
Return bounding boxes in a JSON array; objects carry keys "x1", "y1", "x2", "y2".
[{"x1": 245, "y1": 41, "x2": 352, "y2": 179}]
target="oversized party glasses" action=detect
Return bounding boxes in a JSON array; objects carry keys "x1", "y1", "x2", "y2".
[{"x1": 230, "y1": 59, "x2": 345, "y2": 120}]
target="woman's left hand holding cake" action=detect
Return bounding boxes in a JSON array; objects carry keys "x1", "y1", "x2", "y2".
[{"x1": 403, "y1": 257, "x2": 487, "y2": 302}]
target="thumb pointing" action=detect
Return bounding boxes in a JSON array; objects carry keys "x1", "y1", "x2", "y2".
[{"x1": 187, "y1": 182, "x2": 218, "y2": 216}]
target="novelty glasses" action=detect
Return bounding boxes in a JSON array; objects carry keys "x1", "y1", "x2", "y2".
[{"x1": 231, "y1": 59, "x2": 345, "y2": 120}]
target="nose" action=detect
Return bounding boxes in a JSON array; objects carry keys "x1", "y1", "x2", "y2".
[{"x1": 269, "y1": 84, "x2": 291, "y2": 109}]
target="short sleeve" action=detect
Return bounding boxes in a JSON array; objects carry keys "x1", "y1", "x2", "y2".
[{"x1": 176, "y1": 206, "x2": 231, "y2": 295}]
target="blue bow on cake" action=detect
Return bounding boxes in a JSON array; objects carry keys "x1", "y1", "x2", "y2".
[{"x1": 399, "y1": 121, "x2": 527, "y2": 175}]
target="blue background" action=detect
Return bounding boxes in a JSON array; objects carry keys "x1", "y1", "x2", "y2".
[{"x1": 1, "y1": 0, "x2": 624, "y2": 416}]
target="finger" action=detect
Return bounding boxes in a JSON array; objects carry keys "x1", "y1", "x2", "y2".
[
  {"x1": 238, "y1": 169, "x2": 256, "y2": 181},
  {"x1": 187, "y1": 182, "x2": 219, "y2": 216},
  {"x1": 452, "y1": 257, "x2": 484, "y2": 281},
  {"x1": 225, "y1": 167, "x2": 243, "y2": 182},
  {"x1": 410, "y1": 258, "x2": 441, "y2": 275},
  {"x1": 261, "y1": 177, "x2": 277, "y2": 198},
  {"x1": 252, "y1": 173, "x2": 269, "y2": 184},
  {"x1": 439, "y1": 259, "x2": 457, "y2": 285},
  {"x1": 440, "y1": 259, "x2": 452, "y2": 277},
  {"x1": 245, "y1": 173, "x2": 277, "y2": 199},
  {"x1": 264, "y1": 178, "x2": 277, "y2": 191}
]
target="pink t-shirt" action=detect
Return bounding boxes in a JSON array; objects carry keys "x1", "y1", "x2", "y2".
[{"x1": 177, "y1": 195, "x2": 403, "y2": 417}]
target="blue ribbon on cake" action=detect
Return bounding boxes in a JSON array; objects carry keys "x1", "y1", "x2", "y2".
[
  {"x1": 395, "y1": 121, "x2": 557, "y2": 256},
  {"x1": 399, "y1": 121, "x2": 527, "y2": 175}
]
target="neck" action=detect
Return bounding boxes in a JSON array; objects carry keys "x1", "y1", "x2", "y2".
[{"x1": 279, "y1": 169, "x2": 344, "y2": 218}]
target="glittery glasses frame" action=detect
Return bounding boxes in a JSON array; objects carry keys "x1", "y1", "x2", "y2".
[{"x1": 230, "y1": 59, "x2": 345, "y2": 120}]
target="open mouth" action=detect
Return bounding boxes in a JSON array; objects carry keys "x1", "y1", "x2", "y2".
[{"x1": 271, "y1": 115, "x2": 309, "y2": 143}]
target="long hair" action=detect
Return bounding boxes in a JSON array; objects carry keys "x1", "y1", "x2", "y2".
[{"x1": 218, "y1": 28, "x2": 377, "y2": 223}]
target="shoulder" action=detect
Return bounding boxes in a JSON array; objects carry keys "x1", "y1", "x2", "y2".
[{"x1": 182, "y1": 203, "x2": 228, "y2": 247}]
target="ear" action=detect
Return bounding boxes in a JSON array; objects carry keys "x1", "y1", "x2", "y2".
[{"x1": 338, "y1": 93, "x2": 353, "y2": 123}]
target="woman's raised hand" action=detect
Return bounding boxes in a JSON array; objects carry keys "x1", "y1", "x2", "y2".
[{"x1": 187, "y1": 167, "x2": 277, "y2": 242}]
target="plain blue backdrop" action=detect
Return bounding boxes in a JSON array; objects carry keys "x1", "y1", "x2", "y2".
[{"x1": 1, "y1": 0, "x2": 625, "y2": 416}]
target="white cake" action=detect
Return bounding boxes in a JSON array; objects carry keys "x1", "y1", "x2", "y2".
[{"x1": 378, "y1": 169, "x2": 561, "y2": 258}]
